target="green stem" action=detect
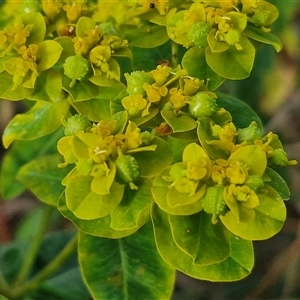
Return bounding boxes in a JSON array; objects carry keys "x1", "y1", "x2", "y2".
[
  {"x1": 10, "y1": 233, "x2": 78, "y2": 300},
  {"x1": 14, "y1": 205, "x2": 55, "y2": 286},
  {"x1": 171, "y1": 41, "x2": 179, "y2": 68}
]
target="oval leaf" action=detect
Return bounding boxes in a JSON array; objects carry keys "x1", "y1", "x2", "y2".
[
  {"x1": 17, "y1": 154, "x2": 72, "y2": 206},
  {"x1": 169, "y1": 211, "x2": 230, "y2": 265},
  {"x1": 66, "y1": 172, "x2": 125, "y2": 220},
  {"x1": 78, "y1": 222, "x2": 175, "y2": 299},
  {"x1": 205, "y1": 36, "x2": 255, "y2": 80},
  {"x1": 151, "y1": 203, "x2": 254, "y2": 281},
  {"x1": 3, "y1": 96, "x2": 70, "y2": 148},
  {"x1": 220, "y1": 185, "x2": 286, "y2": 240}
]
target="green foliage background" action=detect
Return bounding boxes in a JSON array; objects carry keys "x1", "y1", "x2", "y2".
[{"x1": 0, "y1": 0, "x2": 299, "y2": 299}]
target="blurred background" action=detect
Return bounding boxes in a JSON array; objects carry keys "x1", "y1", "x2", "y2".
[{"x1": 1, "y1": 0, "x2": 300, "y2": 299}]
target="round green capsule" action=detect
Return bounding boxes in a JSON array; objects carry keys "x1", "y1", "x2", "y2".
[
  {"x1": 201, "y1": 185, "x2": 227, "y2": 223},
  {"x1": 64, "y1": 114, "x2": 91, "y2": 136},
  {"x1": 115, "y1": 154, "x2": 140, "y2": 189},
  {"x1": 189, "y1": 92, "x2": 218, "y2": 118},
  {"x1": 63, "y1": 55, "x2": 91, "y2": 87},
  {"x1": 125, "y1": 71, "x2": 154, "y2": 96},
  {"x1": 187, "y1": 22, "x2": 211, "y2": 47}
]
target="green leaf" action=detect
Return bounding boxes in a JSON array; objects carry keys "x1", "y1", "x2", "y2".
[
  {"x1": 125, "y1": 24, "x2": 169, "y2": 48},
  {"x1": 89, "y1": 60, "x2": 120, "y2": 86},
  {"x1": 71, "y1": 82, "x2": 126, "y2": 121},
  {"x1": 0, "y1": 129, "x2": 64, "y2": 200},
  {"x1": 151, "y1": 203, "x2": 254, "y2": 281},
  {"x1": 110, "y1": 179, "x2": 153, "y2": 231},
  {"x1": 205, "y1": 36, "x2": 255, "y2": 80},
  {"x1": 161, "y1": 110, "x2": 197, "y2": 133},
  {"x1": 166, "y1": 10, "x2": 190, "y2": 47},
  {"x1": 17, "y1": 154, "x2": 72, "y2": 206},
  {"x1": 78, "y1": 222, "x2": 175, "y2": 300},
  {"x1": 54, "y1": 37, "x2": 76, "y2": 65},
  {"x1": 2, "y1": 95, "x2": 70, "y2": 148},
  {"x1": 152, "y1": 167, "x2": 203, "y2": 215},
  {"x1": 216, "y1": 92, "x2": 263, "y2": 129},
  {"x1": 62, "y1": 76, "x2": 100, "y2": 102},
  {"x1": 197, "y1": 118, "x2": 230, "y2": 160},
  {"x1": 76, "y1": 17, "x2": 95, "y2": 38},
  {"x1": 264, "y1": 167, "x2": 290, "y2": 200},
  {"x1": 27, "y1": 69, "x2": 62, "y2": 102},
  {"x1": 182, "y1": 46, "x2": 225, "y2": 90},
  {"x1": 0, "y1": 72, "x2": 33, "y2": 101},
  {"x1": 22, "y1": 12, "x2": 46, "y2": 45},
  {"x1": 220, "y1": 185, "x2": 286, "y2": 240},
  {"x1": 134, "y1": 136, "x2": 173, "y2": 178},
  {"x1": 131, "y1": 42, "x2": 173, "y2": 72},
  {"x1": 243, "y1": 24, "x2": 282, "y2": 52},
  {"x1": 167, "y1": 135, "x2": 196, "y2": 163},
  {"x1": 65, "y1": 172, "x2": 125, "y2": 220},
  {"x1": 58, "y1": 193, "x2": 138, "y2": 238},
  {"x1": 36, "y1": 40, "x2": 63, "y2": 72},
  {"x1": 169, "y1": 211, "x2": 230, "y2": 265}
]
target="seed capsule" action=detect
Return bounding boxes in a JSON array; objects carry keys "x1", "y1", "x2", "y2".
[
  {"x1": 63, "y1": 55, "x2": 91, "y2": 87},
  {"x1": 115, "y1": 154, "x2": 140, "y2": 189}
]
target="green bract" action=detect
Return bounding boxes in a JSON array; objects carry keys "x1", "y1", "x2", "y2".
[{"x1": 0, "y1": 1, "x2": 297, "y2": 298}]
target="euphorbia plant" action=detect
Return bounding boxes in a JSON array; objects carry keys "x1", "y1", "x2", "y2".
[{"x1": 0, "y1": 0, "x2": 297, "y2": 299}]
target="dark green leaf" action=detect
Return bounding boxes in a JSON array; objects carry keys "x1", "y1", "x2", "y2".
[
  {"x1": 125, "y1": 25, "x2": 169, "y2": 48},
  {"x1": 0, "y1": 128, "x2": 64, "y2": 200},
  {"x1": 243, "y1": 24, "x2": 282, "y2": 52},
  {"x1": 182, "y1": 47, "x2": 225, "y2": 90},
  {"x1": 17, "y1": 154, "x2": 72, "y2": 206},
  {"x1": 264, "y1": 167, "x2": 290, "y2": 200},
  {"x1": 78, "y1": 222, "x2": 175, "y2": 300},
  {"x1": 216, "y1": 92, "x2": 263, "y2": 129}
]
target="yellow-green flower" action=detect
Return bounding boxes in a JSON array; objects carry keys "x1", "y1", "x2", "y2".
[
  {"x1": 169, "y1": 87, "x2": 187, "y2": 109},
  {"x1": 211, "y1": 159, "x2": 228, "y2": 185},
  {"x1": 121, "y1": 94, "x2": 148, "y2": 116},
  {"x1": 183, "y1": 77, "x2": 202, "y2": 95},
  {"x1": 91, "y1": 120, "x2": 117, "y2": 137},
  {"x1": 100, "y1": 35, "x2": 128, "y2": 53},
  {"x1": 73, "y1": 27, "x2": 101, "y2": 55},
  {"x1": 144, "y1": 83, "x2": 168, "y2": 103},
  {"x1": 42, "y1": 0, "x2": 62, "y2": 20},
  {"x1": 89, "y1": 45, "x2": 111, "y2": 69},
  {"x1": 63, "y1": 2, "x2": 85, "y2": 23},
  {"x1": 218, "y1": 122, "x2": 237, "y2": 151},
  {"x1": 226, "y1": 161, "x2": 248, "y2": 184},
  {"x1": 150, "y1": 65, "x2": 170, "y2": 86},
  {"x1": 225, "y1": 183, "x2": 259, "y2": 222},
  {"x1": 122, "y1": 121, "x2": 143, "y2": 151}
]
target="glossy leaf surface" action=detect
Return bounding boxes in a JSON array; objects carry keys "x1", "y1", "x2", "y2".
[
  {"x1": 151, "y1": 204, "x2": 254, "y2": 281},
  {"x1": 17, "y1": 154, "x2": 72, "y2": 206},
  {"x1": 3, "y1": 96, "x2": 70, "y2": 148},
  {"x1": 220, "y1": 186, "x2": 286, "y2": 240},
  {"x1": 78, "y1": 222, "x2": 175, "y2": 299}
]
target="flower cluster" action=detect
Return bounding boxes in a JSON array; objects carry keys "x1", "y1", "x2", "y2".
[{"x1": 57, "y1": 112, "x2": 173, "y2": 227}]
